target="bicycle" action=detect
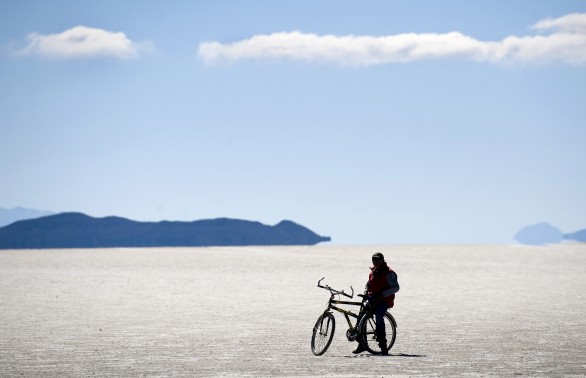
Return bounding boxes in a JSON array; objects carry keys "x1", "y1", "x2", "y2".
[{"x1": 311, "y1": 277, "x2": 397, "y2": 356}]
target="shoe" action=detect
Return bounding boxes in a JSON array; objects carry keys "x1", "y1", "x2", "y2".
[
  {"x1": 352, "y1": 344, "x2": 366, "y2": 354},
  {"x1": 379, "y1": 343, "x2": 389, "y2": 356}
]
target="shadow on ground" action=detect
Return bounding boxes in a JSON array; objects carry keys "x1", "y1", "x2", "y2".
[{"x1": 345, "y1": 353, "x2": 427, "y2": 358}]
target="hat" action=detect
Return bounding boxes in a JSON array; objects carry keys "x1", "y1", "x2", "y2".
[{"x1": 372, "y1": 252, "x2": 385, "y2": 260}]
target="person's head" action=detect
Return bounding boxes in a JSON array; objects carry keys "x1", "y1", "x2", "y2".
[{"x1": 372, "y1": 252, "x2": 385, "y2": 267}]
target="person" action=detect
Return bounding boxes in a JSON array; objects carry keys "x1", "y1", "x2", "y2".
[{"x1": 353, "y1": 252, "x2": 400, "y2": 355}]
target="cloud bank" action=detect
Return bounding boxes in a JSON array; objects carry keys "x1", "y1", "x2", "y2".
[
  {"x1": 17, "y1": 26, "x2": 150, "y2": 59},
  {"x1": 198, "y1": 13, "x2": 586, "y2": 66}
]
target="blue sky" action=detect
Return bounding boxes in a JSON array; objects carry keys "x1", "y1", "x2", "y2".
[{"x1": 1, "y1": 1, "x2": 585, "y2": 244}]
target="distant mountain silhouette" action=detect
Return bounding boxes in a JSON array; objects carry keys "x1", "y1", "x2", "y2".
[
  {"x1": 563, "y1": 229, "x2": 586, "y2": 243},
  {"x1": 0, "y1": 213, "x2": 331, "y2": 249},
  {"x1": 0, "y1": 207, "x2": 54, "y2": 228},
  {"x1": 514, "y1": 222, "x2": 563, "y2": 245},
  {"x1": 515, "y1": 222, "x2": 586, "y2": 245}
]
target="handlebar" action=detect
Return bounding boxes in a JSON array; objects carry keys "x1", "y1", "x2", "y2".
[{"x1": 317, "y1": 277, "x2": 354, "y2": 299}]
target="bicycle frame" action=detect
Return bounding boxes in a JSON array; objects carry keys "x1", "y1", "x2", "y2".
[
  {"x1": 318, "y1": 277, "x2": 366, "y2": 335},
  {"x1": 328, "y1": 297, "x2": 363, "y2": 331}
]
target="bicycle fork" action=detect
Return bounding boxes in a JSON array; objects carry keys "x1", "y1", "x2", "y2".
[{"x1": 318, "y1": 311, "x2": 333, "y2": 336}]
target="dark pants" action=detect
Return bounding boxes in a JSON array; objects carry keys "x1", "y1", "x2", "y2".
[
  {"x1": 357, "y1": 300, "x2": 389, "y2": 350},
  {"x1": 373, "y1": 301, "x2": 389, "y2": 348}
]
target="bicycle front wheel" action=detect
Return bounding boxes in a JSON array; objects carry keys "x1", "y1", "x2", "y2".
[
  {"x1": 358, "y1": 311, "x2": 397, "y2": 355},
  {"x1": 311, "y1": 312, "x2": 336, "y2": 356}
]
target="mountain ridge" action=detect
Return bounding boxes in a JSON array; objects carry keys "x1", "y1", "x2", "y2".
[
  {"x1": 0, "y1": 212, "x2": 331, "y2": 249},
  {"x1": 0, "y1": 207, "x2": 54, "y2": 228}
]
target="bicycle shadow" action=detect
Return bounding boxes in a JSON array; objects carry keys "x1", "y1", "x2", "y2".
[{"x1": 344, "y1": 352, "x2": 427, "y2": 358}]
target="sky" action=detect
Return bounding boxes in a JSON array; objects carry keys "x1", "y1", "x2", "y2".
[{"x1": 1, "y1": 1, "x2": 585, "y2": 244}]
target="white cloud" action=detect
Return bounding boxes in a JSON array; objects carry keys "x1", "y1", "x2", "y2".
[
  {"x1": 197, "y1": 13, "x2": 586, "y2": 66},
  {"x1": 532, "y1": 12, "x2": 586, "y2": 34},
  {"x1": 17, "y1": 26, "x2": 150, "y2": 59}
]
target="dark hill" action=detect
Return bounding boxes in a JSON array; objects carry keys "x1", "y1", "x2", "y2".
[{"x1": 0, "y1": 212, "x2": 331, "y2": 249}]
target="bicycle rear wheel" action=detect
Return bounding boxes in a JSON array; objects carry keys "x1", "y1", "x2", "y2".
[
  {"x1": 358, "y1": 311, "x2": 397, "y2": 355},
  {"x1": 311, "y1": 312, "x2": 336, "y2": 356}
]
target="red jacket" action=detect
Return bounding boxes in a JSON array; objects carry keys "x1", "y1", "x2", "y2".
[{"x1": 367, "y1": 263, "x2": 399, "y2": 308}]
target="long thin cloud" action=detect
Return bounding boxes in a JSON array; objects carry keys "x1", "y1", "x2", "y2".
[
  {"x1": 198, "y1": 13, "x2": 586, "y2": 66},
  {"x1": 17, "y1": 26, "x2": 150, "y2": 59}
]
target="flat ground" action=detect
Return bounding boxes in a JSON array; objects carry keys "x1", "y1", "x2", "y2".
[{"x1": 1, "y1": 244, "x2": 585, "y2": 377}]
